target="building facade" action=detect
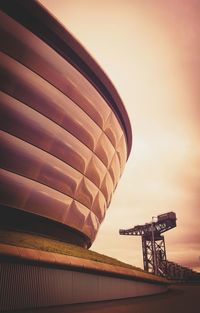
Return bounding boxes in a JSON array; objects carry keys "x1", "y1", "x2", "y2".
[{"x1": 0, "y1": 0, "x2": 132, "y2": 248}]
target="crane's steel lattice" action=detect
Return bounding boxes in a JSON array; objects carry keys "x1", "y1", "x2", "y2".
[{"x1": 119, "y1": 212, "x2": 176, "y2": 276}]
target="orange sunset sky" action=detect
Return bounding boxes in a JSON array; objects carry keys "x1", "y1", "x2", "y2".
[{"x1": 39, "y1": 0, "x2": 200, "y2": 271}]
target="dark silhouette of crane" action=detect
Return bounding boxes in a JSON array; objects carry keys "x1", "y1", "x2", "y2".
[{"x1": 119, "y1": 212, "x2": 177, "y2": 276}]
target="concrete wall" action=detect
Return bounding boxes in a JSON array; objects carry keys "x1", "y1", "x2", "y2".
[{"x1": 0, "y1": 261, "x2": 167, "y2": 312}]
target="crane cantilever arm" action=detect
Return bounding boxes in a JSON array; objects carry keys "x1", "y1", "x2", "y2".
[
  {"x1": 119, "y1": 225, "x2": 146, "y2": 236},
  {"x1": 119, "y1": 212, "x2": 176, "y2": 237}
]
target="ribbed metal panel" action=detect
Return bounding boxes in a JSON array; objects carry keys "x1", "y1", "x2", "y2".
[
  {"x1": 0, "y1": 262, "x2": 68, "y2": 311},
  {"x1": 0, "y1": 261, "x2": 168, "y2": 312},
  {"x1": 0, "y1": 7, "x2": 130, "y2": 247}
]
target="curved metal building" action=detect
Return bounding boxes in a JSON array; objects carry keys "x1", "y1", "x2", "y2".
[{"x1": 0, "y1": 1, "x2": 132, "y2": 248}]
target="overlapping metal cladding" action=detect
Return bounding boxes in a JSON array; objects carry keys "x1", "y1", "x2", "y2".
[{"x1": 0, "y1": 1, "x2": 132, "y2": 247}]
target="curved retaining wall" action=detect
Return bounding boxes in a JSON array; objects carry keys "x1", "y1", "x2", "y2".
[{"x1": 0, "y1": 244, "x2": 169, "y2": 312}]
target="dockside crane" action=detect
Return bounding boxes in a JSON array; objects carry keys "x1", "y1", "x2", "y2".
[{"x1": 119, "y1": 212, "x2": 177, "y2": 276}]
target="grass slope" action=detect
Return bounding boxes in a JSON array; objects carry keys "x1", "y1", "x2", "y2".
[{"x1": 0, "y1": 229, "x2": 143, "y2": 271}]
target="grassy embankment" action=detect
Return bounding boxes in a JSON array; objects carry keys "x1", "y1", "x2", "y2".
[{"x1": 0, "y1": 229, "x2": 143, "y2": 272}]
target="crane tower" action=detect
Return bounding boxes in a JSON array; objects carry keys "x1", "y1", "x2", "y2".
[{"x1": 119, "y1": 212, "x2": 176, "y2": 276}]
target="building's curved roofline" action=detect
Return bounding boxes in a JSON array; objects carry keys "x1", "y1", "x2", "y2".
[{"x1": 1, "y1": 0, "x2": 132, "y2": 157}]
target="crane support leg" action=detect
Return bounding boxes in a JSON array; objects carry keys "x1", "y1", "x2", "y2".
[
  {"x1": 142, "y1": 236, "x2": 155, "y2": 273},
  {"x1": 142, "y1": 235, "x2": 167, "y2": 275}
]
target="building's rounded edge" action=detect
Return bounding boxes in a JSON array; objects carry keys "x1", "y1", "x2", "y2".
[
  {"x1": 63, "y1": 28, "x2": 133, "y2": 158},
  {"x1": 0, "y1": 243, "x2": 169, "y2": 285},
  {"x1": 0, "y1": 205, "x2": 92, "y2": 249},
  {"x1": 0, "y1": 0, "x2": 132, "y2": 158}
]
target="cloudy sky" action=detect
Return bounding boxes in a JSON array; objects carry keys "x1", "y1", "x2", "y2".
[{"x1": 39, "y1": 0, "x2": 200, "y2": 272}]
